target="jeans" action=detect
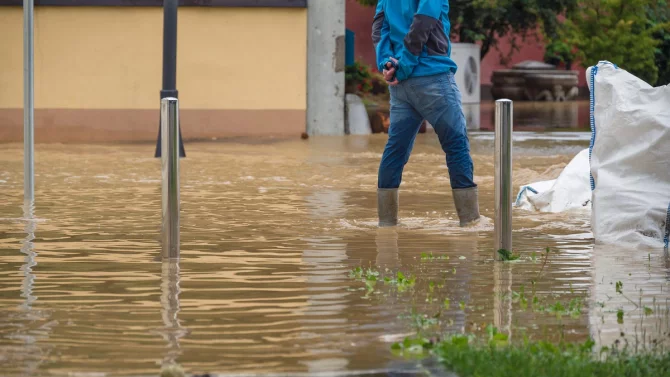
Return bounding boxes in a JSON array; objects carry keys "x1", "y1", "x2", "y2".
[{"x1": 378, "y1": 72, "x2": 476, "y2": 190}]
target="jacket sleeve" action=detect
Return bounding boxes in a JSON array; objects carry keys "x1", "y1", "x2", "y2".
[
  {"x1": 371, "y1": 0, "x2": 394, "y2": 72},
  {"x1": 395, "y1": 0, "x2": 442, "y2": 81}
]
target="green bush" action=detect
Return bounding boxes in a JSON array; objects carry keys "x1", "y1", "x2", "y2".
[
  {"x1": 560, "y1": 0, "x2": 665, "y2": 85},
  {"x1": 544, "y1": 39, "x2": 575, "y2": 69},
  {"x1": 647, "y1": 0, "x2": 670, "y2": 85}
]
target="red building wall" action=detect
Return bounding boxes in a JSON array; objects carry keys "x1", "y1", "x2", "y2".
[{"x1": 345, "y1": 0, "x2": 587, "y2": 91}]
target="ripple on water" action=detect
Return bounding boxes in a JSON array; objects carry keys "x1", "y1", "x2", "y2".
[{"x1": 0, "y1": 138, "x2": 667, "y2": 376}]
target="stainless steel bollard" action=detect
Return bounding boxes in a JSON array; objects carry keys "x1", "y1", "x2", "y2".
[
  {"x1": 161, "y1": 98, "x2": 180, "y2": 259},
  {"x1": 24, "y1": 0, "x2": 35, "y2": 203},
  {"x1": 494, "y1": 99, "x2": 513, "y2": 259}
]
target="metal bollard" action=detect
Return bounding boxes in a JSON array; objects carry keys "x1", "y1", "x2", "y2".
[
  {"x1": 494, "y1": 99, "x2": 513, "y2": 259},
  {"x1": 161, "y1": 98, "x2": 180, "y2": 259}
]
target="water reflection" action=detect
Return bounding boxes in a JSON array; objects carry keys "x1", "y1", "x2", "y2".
[
  {"x1": 14, "y1": 201, "x2": 51, "y2": 376},
  {"x1": 479, "y1": 101, "x2": 588, "y2": 131},
  {"x1": 159, "y1": 260, "x2": 186, "y2": 367},
  {"x1": 306, "y1": 189, "x2": 347, "y2": 220},
  {"x1": 301, "y1": 236, "x2": 351, "y2": 374},
  {"x1": 375, "y1": 228, "x2": 399, "y2": 269},
  {"x1": 493, "y1": 263, "x2": 513, "y2": 340},
  {"x1": 0, "y1": 132, "x2": 668, "y2": 376},
  {"x1": 19, "y1": 202, "x2": 37, "y2": 314},
  {"x1": 588, "y1": 245, "x2": 670, "y2": 350}
]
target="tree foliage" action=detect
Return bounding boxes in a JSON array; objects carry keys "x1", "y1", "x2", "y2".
[
  {"x1": 355, "y1": 0, "x2": 578, "y2": 60},
  {"x1": 559, "y1": 0, "x2": 669, "y2": 85},
  {"x1": 647, "y1": 0, "x2": 670, "y2": 85}
]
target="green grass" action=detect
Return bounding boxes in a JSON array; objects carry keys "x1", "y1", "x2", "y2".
[
  {"x1": 350, "y1": 246, "x2": 670, "y2": 377},
  {"x1": 393, "y1": 333, "x2": 670, "y2": 377}
]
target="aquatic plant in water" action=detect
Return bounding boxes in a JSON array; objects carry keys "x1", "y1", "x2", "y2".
[
  {"x1": 420, "y1": 251, "x2": 448, "y2": 261},
  {"x1": 349, "y1": 267, "x2": 416, "y2": 293},
  {"x1": 392, "y1": 329, "x2": 670, "y2": 377},
  {"x1": 497, "y1": 249, "x2": 521, "y2": 261}
]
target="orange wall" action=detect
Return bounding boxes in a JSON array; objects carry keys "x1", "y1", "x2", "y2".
[{"x1": 0, "y1": 6, "x2": 307, "y2": 110}]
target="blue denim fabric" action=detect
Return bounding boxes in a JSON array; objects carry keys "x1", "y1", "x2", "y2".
[{"x1": 378, "y1": 72, "x2": 476, "y2": 190}]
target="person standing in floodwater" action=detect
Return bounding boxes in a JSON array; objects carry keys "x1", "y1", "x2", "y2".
[{"x1": 372, "y1": 0, "x2": 480, "y2": 227}]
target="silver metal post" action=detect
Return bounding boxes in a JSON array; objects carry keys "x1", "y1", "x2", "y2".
[
  {"x1": 24, "y1": 0, "x2": 35, "y2": 203},
  {"x1": 161, "y1": 98, "x2": 180, "y2": 259},
  {"x1": 494, "y1": 99, "x2": 513, "y2": 259}
]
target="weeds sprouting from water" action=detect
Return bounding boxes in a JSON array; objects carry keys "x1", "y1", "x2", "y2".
[
  {"x1": 542, "y1": 297, "x2": 584, "y2": 319},
  {"x1": 400, "y1": 310, "x2": 440, "y2": 334},
  {"x1": 533, "y1": 247, "x2": 552, "y2": 279},
  {"x1": 349, "y1": 266, "x2": 379, "y2": 281},
  {"x1": 420, "y1": 252, "x2": 448, "y2": 262},
  {"x1": 497, "y1": 249, "x2": 520, "y2": 261},
  {"x1": 349, "y1": 267, "x2": 381, "y2": 296},
  {"x1": 510, "y1": 284, "x2": 585, "y2": 319},
  {"x1": 512, "y1": 286, "x2": 528, "y2": 310},
  {"x1": 387, "y1": 271, "x2": 416, "y2": 292},
  {"x1": 486, "y1": 325, "x2": 510, "y2": 347},
  {"x1": 392, "y1": 331, "x2": 670, "y2": 377},
  {"x1": 349, "y1": 267, "x2": 417, "y2": 293},
  {"x1": 611, "y1": 280, "x2": 641, "y2": 309},
  {"x1": 350, "y1": 244, "x2": 670, "y2": 377},
  {"x1": 616, "y1": 281, "x2": 623, "y2": 294}
]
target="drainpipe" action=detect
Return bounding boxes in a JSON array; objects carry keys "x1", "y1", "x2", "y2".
[{"x1": 155, "y1": 0, "x2": 185, "y2": 158}]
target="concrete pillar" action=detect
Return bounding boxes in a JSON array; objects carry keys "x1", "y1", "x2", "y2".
[{"x1": 307, "y1": 0, "x2": 346, "y2": 135}]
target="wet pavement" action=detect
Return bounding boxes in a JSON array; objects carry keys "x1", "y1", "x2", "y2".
[{"x1": 0, "y1": 125, "x2": 668, "y2": 376}]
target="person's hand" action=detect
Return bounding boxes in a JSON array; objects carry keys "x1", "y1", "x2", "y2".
[{"x1": 383, "y1": 57, "x2": 399, "y2": 86}]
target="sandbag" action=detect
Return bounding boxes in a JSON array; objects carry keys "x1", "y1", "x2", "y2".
[
  {"x1": 588, "y1": 61, "x2": 670, "y2": 248},
  {"x1": 515, "y1": 149, "x2": 591, "y2": 213}
]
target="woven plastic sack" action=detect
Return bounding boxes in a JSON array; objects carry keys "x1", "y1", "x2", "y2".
[
  {"x1": 515, "y1": 149, "x2": 591, "y2": 213},
  {"x1": 588, "y1": 62, "x2": 670, "y2": 248}
]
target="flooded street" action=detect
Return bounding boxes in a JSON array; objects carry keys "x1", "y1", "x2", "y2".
[{"x1": 0, "y1": 128, "x2": 668, "y2": 376}]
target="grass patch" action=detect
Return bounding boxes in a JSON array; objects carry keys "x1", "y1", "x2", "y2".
[{"x1": 393, "y1": 333, "x2": 670, "y2": 377}]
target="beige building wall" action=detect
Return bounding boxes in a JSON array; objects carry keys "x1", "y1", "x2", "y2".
[{"x1": 0, "y1": 6, "x2": 307, "y2": 143}]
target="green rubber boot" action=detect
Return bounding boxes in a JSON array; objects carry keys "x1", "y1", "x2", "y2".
[
  {"x1": 453, "y1": 186, "x2": 481, "y2": 227},
  {"x1": 377, "y1": 188, "x2": 399, "y2": 227}
]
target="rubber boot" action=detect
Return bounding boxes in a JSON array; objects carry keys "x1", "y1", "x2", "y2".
[
  {"x1": 377, "y1": 188, "x2": 399, "y2": 227},
  {"x1": 453, "y1": 186, "x2": 480, "y2": 227}
]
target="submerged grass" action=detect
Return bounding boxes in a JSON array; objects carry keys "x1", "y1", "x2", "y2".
[
  {"x1": 393, "y1": 333, "x2": 670, "y2": 377},
  {"x1": 349, "y1": 246, "x2": 670, "y2": 376}
]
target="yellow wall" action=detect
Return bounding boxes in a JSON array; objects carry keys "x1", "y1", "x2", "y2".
[{"x1": 0, "y1": 6, "x2": 307, "y2": 110}]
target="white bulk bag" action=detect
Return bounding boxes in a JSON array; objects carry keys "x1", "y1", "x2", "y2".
[
  {"x1": 588, "y1": 61, "x2": 670, "y2": 248},
  {"x1": 515, "y1": 149, "x2": 591, "y2": 213}
]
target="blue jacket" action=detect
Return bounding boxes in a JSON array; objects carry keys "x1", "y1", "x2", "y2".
[{"x1": 372, "y1": 0, "x2": 457, "y2": 82}]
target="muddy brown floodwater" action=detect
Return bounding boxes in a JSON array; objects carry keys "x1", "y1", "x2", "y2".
[{"x1": 0, "y1": 128, "x2": 668, "y2": 376}]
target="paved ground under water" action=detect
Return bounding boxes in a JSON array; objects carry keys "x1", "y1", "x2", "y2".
[{"x1": 0, "y1": 128, "x2": 669, "y2": 376}]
